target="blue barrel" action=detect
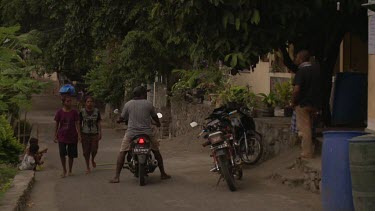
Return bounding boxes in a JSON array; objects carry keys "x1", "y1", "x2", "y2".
[{"x1": 322, "y1": 131, "x2": 368, "y2": 211}]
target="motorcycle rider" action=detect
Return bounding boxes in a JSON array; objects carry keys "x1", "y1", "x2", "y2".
[{"x1": 110, "y1": 86, "x2": 171, "y2": 183}]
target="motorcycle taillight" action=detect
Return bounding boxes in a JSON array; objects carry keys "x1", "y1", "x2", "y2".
[
  {"x1": 208, "y1": 131, "x2": 224, "y2": 145},
  {"x1": 138, "y1": 138, "x2": 145, "y2": 144}
]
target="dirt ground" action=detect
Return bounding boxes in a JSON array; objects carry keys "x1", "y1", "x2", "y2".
[{"x1": 25, "y1": 94, "x2": 322, "y2": 211}]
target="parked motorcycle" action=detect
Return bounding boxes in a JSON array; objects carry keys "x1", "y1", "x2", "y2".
[
  {"x1": 191, "y1": 111, "x2": 243, "y2": 192},
  {"x1": 114, "y1": 109, "x2": 162, "y2": 186},
  {"x1": 206, "y1": 105, "x2": 263, "y2": 165}
]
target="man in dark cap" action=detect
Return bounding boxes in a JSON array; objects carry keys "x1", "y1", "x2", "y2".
[{"x1": 110, "y1": 86, "x2": 171, "y2": 183}]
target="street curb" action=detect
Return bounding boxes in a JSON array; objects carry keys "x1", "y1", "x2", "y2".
[
  {"x1": 0, "y1": 124, "x2": 37, "y2": 211},
  {"x1": 0, "y1": 170, "x2": 35, "y2": 211}
]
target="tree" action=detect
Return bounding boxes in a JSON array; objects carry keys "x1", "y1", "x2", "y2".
[
  {"x1": 0, "y1": 25, "x2": 45, "y2": 117},
  {"x1": 153, "y1": 0, "x2": 368, "y2": 125},
  {"x1": 0, "y1": 0, "x2": 94, "y2": 80},
  {"x1": 278, "y1": 0, "x2": 368, "y2": 125},
  {"x1": 1, "y1": 0, "x2": 368, "y2": 122}
]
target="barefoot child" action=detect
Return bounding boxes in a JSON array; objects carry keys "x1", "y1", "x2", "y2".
[
  {"x1": 19, "y1": 144, "x2": 39, "y2": 170},
  {"x1": 54, "y1": 95, "x2": 81, "y2": 178},
  {"x1": 28, "y1": 138, "x2": 48, "y2": 164},
  {"x1": 80, "y1": 96, "x2": 102, "y2": 174}
]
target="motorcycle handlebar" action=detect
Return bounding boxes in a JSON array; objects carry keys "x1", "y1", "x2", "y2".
[{"x1": 198, "y1": 130, "x2": 205, "y2": 138}]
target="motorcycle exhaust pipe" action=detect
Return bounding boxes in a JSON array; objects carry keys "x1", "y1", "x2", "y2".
[{"x1": 152, "y1": 160, "x2": 158, "y2": 166}]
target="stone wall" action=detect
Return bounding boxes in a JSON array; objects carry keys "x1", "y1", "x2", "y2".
[
  {"x1": 154, "y1": 82, "x2": 168, "y2": 109},
  {"x1": 170, "y1": 100, "x2": 213, "y2": 137},
  {"x1": 170, "y1": 101, "x2": 297, "y2": 163},
  {"x1": 254, "y1": 117, "x2": 297, "y2": 161}
]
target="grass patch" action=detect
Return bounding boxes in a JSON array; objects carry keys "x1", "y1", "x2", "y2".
[{"x1": 0, "y1": 164, "x2": 18, "y2": 200}]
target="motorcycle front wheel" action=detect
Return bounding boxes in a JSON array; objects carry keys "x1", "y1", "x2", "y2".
[
  {"x1": 240, "y1": 132, "x2": 263, "y2": 165},
  {"x1": 218, "y1": 156, "x2": 236, "y2": 192}
]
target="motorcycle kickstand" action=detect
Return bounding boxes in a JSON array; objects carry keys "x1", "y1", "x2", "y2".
[{"x1": 216, "y1": 175, "x2": 223, "y2": 186}]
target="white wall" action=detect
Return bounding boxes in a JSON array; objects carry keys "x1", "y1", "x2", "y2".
[
  {"x1": 230, "y1": 61, "x2": 292, "y2": 95},
  {"x1": 230, "y1": 61, "x2": 271, "y2": 94}
]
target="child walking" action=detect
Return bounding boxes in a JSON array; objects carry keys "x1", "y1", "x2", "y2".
[
  {"x1": 80, "y1": 96, "x2": 102, "y2": 174},
  {"x1": 54, "y1": 95, "x2": 81, "y2": 178}
]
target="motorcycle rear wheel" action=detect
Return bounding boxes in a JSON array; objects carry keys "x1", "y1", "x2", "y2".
[
  {"x1": 139, "y1": 163, "x2": 146, "y2": 186},
  {"x1": 240, "y1": 132, "x2": 263, "y2": 165},
  {"x1": 218, "y1": 156, "x2": 236, "y2": 192}
]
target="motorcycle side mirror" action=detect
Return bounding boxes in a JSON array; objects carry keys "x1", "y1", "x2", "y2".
[
  {"x1": 157, "y1": 113, "x2": 163, "y2": 119},
  {"x1": 190, "y1": 122, "x2": 198, "y2": 128},
  {"x1": 113, "y1": 109, "x2": 119, "y2": 114}
]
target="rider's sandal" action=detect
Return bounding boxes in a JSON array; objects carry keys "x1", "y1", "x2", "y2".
[
  {"x1": 161, "y1": 174, "x2": 171, "y2": 180},
  {"x1": 109, "y1": 179, "x2": 120, "y2": 183}
]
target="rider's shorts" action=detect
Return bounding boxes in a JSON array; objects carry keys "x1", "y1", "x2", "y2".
[{"x1": 120, "y1": 133, "x2": 160, "y2": 152}]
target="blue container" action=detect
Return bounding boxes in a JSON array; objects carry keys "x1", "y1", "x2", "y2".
[{"x1": 322, "y1": 131, "x2": 368, "y2": 211}]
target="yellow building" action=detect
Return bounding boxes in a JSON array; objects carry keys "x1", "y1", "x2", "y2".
[{"x1": 365, "y1": 2, "x2": 375, "y2": 132}]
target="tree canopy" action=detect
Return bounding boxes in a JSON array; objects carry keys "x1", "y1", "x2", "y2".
[
  {"x1": 0, "y1": 25, "x2": 45, "y2": 116},
  {"x1": 0, "y1": 0, "x2": 368, "y2": 111}
]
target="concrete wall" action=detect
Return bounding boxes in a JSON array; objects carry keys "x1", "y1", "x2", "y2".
[
  {"x1": 154, "y1": 82, "x2": 167, "y2": 109},
  {"x1": 170, "y1": 100, "x2": 213, "y2": 137},
  {"x1": 230, "y1": 61, "x2": 292, "y2": 95},
  {"x1": 254, "y1": 117, "x2": 297, "y2": 161},
  {"x1": 368, "y1": 12, "x2": 375, "y2": 132},
  {"x1": 368, "y1": 54, "x2": 375, "y2": 131}
]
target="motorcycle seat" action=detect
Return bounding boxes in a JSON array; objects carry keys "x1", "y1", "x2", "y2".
[{"x1": 131, "y1": 134, "x2": 151, "y2": 141}]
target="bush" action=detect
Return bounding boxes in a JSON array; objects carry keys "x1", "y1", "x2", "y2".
[
  {"x1": 219, "y1": 86, "x2": 257, "y2": 108},
  {"x1": 274, "y1": 81, "x2": 293, "y2": 108},
  {"x1": 0, "y1": 115, "x2": 23, "y2": 164},
  {"x1": 171, "y1": 66, "x2": 228, "y2": 100},
  {"x1": 0, "y1": 164, "x2": 17, "y2": 199},
  {"x1": 258, "y1": 92, "x2": 277, "y2": 108}
]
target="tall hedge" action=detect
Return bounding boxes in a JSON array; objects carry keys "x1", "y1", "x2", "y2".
[{"x1": 0, "y1": 115, "x2": 23, "y2": 164}]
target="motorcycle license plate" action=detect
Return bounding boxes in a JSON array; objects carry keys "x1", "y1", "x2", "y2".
[
  {"x1": 215, "y1": 150, "x2": 226, "y2": 156},
  {"x1": 133, "y1": 147, "x2": 150, "y2": 154},
  {"x1": 211, "y1": 142, "x2": 229, "y2": 150}
]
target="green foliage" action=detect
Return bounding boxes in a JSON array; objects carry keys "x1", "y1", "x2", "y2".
[
  {"x1": 0, "y1": 0, "x2": 368, "y2": 109},
  {"x1": 219, "y1": 86, "x2": 257, "y2": 108},
  {"x1": 0, "y1": 25, "x2": 46, "y2": 116},
  {"x1": 0, "y1": 164, "x2": 17, "y2": 199},
  {"x1": 85, "y1": 42, "x2": 128, "y2": 106},
  {"x1": 0, "y1": 115, "x2": 23, "y2": 164},
  {"x1": 171, "y1": 66, "x2": 227, "y2": 98},
  {"x1": 274, "y1": 81, "x2": 293, "y2": 108},
  {"x1": 258, "y1": 92, "x2": 277, "y2": 108}
]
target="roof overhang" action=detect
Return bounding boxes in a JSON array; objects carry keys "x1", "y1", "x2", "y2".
[{"x1": 363, "y1": 1, "x2": 375, "y2": 12}]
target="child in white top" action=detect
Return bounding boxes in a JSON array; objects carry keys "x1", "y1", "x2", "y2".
[{"x1": 19, "y1": 144, "x2": 39, "y2": 170}]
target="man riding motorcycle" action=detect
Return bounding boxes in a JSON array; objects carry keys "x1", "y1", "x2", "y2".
[{"x1": 110, "y1": 86, "x2": 171, "y2": 183}]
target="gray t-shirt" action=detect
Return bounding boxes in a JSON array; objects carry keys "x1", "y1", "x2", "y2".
[{"x1": 121, "y1": 99, "x2": 157, "y2": 138}]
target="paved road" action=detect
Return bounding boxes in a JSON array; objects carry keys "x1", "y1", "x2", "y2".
[{"x1": 26, "y1": 95, "x2": 321, "y2": 211}]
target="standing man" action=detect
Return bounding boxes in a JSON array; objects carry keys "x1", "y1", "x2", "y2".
[
  {"x1": 54, "y1": 96, "x2": 81, "y2": 177},
  {"x1": 110, "y1": 86, "x2": 171, "y2": 183},
  {"x1": 292, "y1": 50, "x2": 322, "y2": 159},
  {"x1": 80, "y1": 96, "x2": 102, "y2": 174}
]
